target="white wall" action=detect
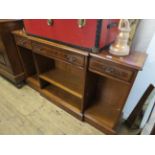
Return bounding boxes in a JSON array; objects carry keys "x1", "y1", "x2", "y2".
[
  {"x1": 131, "y1": 19, "x2": 155, "y2": 52},
  {"x1": 123, "y1": 19, "x2": 155, "y2": 119}
]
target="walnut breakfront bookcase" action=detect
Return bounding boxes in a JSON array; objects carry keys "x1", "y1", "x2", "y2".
[{"x1": 12, "y1": 30, "x2": 147, "y2": 134}]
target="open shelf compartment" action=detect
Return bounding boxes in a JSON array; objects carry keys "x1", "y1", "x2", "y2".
[
  {"x1": 39, "y1": 68, "x2": 83, "y2": 99},
  {"x1": 84, "y1": 72, "x2": 130, "y2": 133},
  {"x1": 41, "y1": 82, "x2": 82, "y2": 114},
  {"x1": 34, "y1": 53, "x2": 85, "y2": 119}
]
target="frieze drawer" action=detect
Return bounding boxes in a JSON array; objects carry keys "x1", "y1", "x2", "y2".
[
  {"x1": 32, "y1": 41, "x2": 85, "y2": 68},
  {"x1": 89, "y1": 58, "x2": 134, "y2": 82},
  {"x1": 14, "y1": 35, "x2": 32, "y2": 50}
]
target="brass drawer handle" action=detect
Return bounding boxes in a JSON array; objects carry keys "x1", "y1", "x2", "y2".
[
  {"x1": 34, "y1": 45, "x2": 44, "y2": 52},
  {"x1": 66, "y1": 55, "x2": 77, "y2": 63},
  {"x1": 47, "y1": 19, "x2": 54, "y2": 26},
  {"x1": 21, "y1": 40, "x2": 27, "y2": 45},
  {"x1": 47, "y1": 19, "x2": 86, "y2": 28},
  {"x1": 103, "y1": 65, "x2": 126, "y2": 77},
  {"x1": 105, "y1": 67, "x2": 115, "y2": 74},
  {"x1": 102, "y1": 65, "x2": 115, "y2": 74},
  {"x1": 18, "y1": 39, "x2": 27, "y2": 46},
  {"x1": 78, "y1": 19, "x2": 86, "y2": 28},
  {"x1": 38, "y1": 47, "x2": 46, "y2": 53}
]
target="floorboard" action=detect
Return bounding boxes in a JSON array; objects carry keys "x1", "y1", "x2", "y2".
[{"x1": 0, "y1": 76, "x2": 103, "y2": 135}]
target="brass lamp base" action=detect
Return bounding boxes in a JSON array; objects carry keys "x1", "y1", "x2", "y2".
[
  {"x1": 109, "y1": 19, "x2": 131, "y2": 57},
  {"x1": 109, "y1": 45, "x2": 130, "y2": 56}
]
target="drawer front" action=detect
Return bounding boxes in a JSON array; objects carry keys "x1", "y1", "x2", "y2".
[
  {"x1": 89, "y1": 58, "x2": 133, "y2": 82},
  {"x1": 0, "y1": 53, "x2": 6, "y2": 65},
  {"x1": 32, "y1": 42, "x2": 85, "y2": 67},
  {"x1": 14, "y1": 35, "x2": 32, "y2": 49}
]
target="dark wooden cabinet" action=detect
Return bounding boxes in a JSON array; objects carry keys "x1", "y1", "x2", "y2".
[
  {"x1": 0, "y1": 20, "x2": 25, "y2": 87},
  {"x1": 12, "y1": 30, "x2": 147, "y2": 134}
]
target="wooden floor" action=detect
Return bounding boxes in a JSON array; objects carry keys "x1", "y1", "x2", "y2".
[{"x1": 0, "y1": 76, "x2": 103, "y2": 135}]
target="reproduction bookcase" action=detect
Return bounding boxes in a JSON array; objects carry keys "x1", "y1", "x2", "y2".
[{"x1": 12, "y1": 30, "x2": 147, "y2": 134}]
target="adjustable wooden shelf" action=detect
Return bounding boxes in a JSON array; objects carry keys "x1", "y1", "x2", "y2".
[{"x1": 12, "y1": 30, "x2": 147, "y2": 134}]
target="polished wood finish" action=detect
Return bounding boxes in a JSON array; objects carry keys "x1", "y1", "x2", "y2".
[
  {"x1": 89, "y1": 58, "x2": 134, "y2": 83},
  {"x1": 0, "y1": 20, "x2": 24, "y2": 87},
  {"x1": 32, "y1": 41, "x2": 85, "y2": 68},
  {"x1": 13, "y1": 30, "x2": 89, "y2": 120},
  {"x1": 26, "y1": 75, "x2": 40, "y2": 92},
  {"x1": 39, "y1": 69, "x2": 83, "y2": 99},
  {"x1": 41, "y1": 85, "x2": 82, "y2": 119},
  {"x1": 12, "y1": 29, "x2": 89, "y2": 56},
  {"x1": 14, "y1": 35, "x2": 32, "y2": 50},
  {"x1": 90, "y1": 50, "x2": 147, "y2": 70},
  {"x1": 32, "y1": 43, "x2": 88, "y2": 120},
  {"x1": 12, "y1": 31, "x2": 40, "y2": 91},
  {"x1": 12, "y1": 30, "x2": 147, "y2": 134},
  {"x1": 84, "y1": 50, "x2": 147, "y2": 134}
]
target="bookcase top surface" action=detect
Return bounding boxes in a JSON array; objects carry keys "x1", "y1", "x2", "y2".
[{"x1": 90, "y1": 50, "x2": 148, "y2": 70}]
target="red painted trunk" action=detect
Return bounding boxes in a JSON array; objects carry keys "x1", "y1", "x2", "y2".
[{"x1": 24, "y1": 19, "x2": 119, "y2": 52}]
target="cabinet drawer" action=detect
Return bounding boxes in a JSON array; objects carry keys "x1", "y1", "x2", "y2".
[
  {"x1": 89, "y1": 58, "x2": 134, "y2": 82},
  {"x1": 0, "y1": 53, "x2": 6, "y2": 65},
  {"x1": 32, "y1": 41, "x2": 85, "y2": 67},
  {"x1": 14, "y1": 35, "x2": 32, "y2": 49}
]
